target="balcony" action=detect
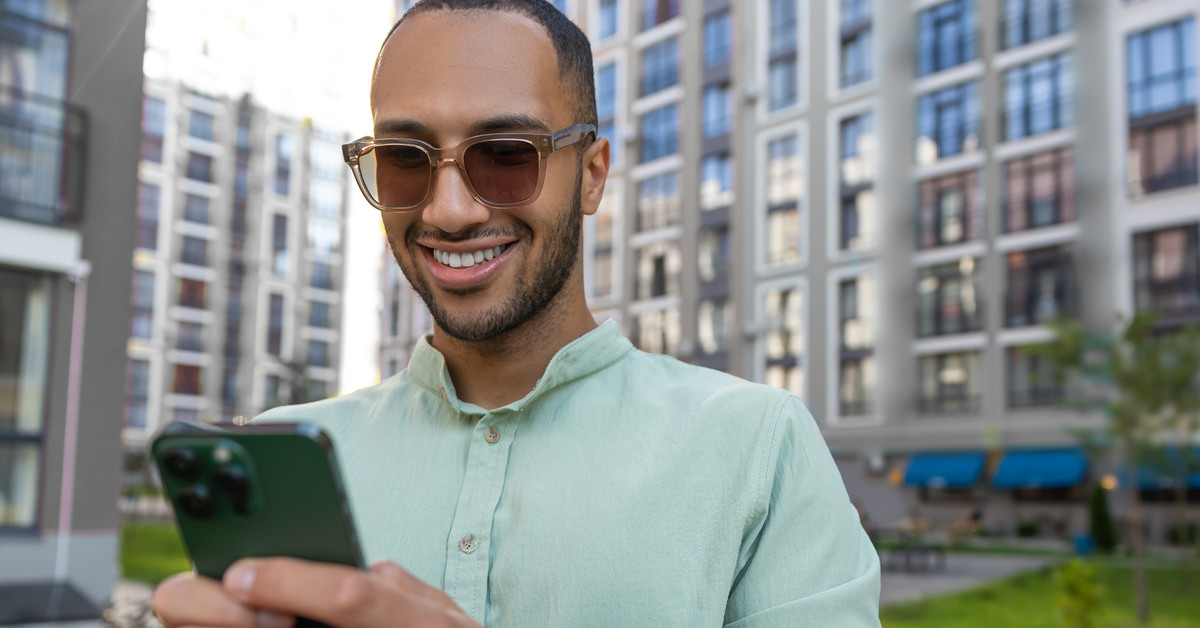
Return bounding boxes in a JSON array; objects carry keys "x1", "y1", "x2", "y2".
[
  {"x1": 917, "y1": 299, "x2": 984, "y2": 338},
  {"x1": 1006, "y1": 274, "x2": 1077, "y2": 327},
  {"x1": 0, "y1": 86, "x2": 87, "y2": 226},
  {"x1": 1135, "y1": 273, "x2": 1200, "y2": 326},
  {"x1": 918, "y1": 392, "x2": 981, "y2": 415}
]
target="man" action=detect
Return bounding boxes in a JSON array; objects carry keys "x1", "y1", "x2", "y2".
[{"x1": 153, "y1": 1, "x2": 881, "y2": 626}]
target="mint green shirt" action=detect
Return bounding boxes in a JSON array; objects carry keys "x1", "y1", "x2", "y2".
[{"x1": 259, "y1": 321, "x2": 880, "y2": 626}]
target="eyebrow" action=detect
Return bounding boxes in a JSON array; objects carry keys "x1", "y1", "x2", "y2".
[{"x1": 373, "y1": 113, "x2": 552, "y2": 140}]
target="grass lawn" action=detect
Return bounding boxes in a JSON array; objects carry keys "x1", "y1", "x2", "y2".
[
  {"x1": 882, "y1": 561, "x2": 1200, "y2": 627},
  {"x1": 120, "y1": 521, "x2": 191, "y2": 585}
]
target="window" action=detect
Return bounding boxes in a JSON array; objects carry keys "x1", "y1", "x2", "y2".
[
  {"x1": 635, "y1": 307, "x2": 681, "y2": 354},
  {"x1": 596, "y1": 61, "x2": 619, "y2": 164},
  {"x1": 272, "y1": 214, "x2": 289, "y2": 276},
  {"x1": 703, "y1": 84, "x2": 732, "y2": 138},
  {"x1": 275, "y1": 133, "x2": 295, "y2": 196},
  {"x1": 1003, "y1": 0, "x2": 1072, "y2": 49},
  {"x1": 704, "y1": 10, "x2": 732, "y2": 68},
  {"x1": 267, "y1": 294, "x2": 284, "y2": 356},
  {"x1": 767, "y1": 0, "x2": 799, "y2": 111},
  {"x1": 698, "y1": 226, "x2": 730, "y2": 283},
  {"x1": 917, "y1": 82, "x2": 981, "y2": 163},
  {"x1": 769, "y1": 0, "x2": 798, "y2": 57},
  {"x1": 1006, "y1": 245, "x2": 1075, "y2": 327},
  {"x1": 310, "y1": 218, "x2": 339, "y2": 256},
  {"x1": 1004, "y1": 148, "x2": 1075, "y2": 232},
  {"x1": 263, "y1": 374, "x2": 282, "y2": 411},
  {"x1": 641, "y1": 0, "x2": 679, "y2": 31},
  {"x1": 840, "y1": 113, "x2": 876, "y2": 250},
  {"x1": 839, "y1": 275, "x2": 876, "y2": 416},
  {"x1": 0, "y1": 269, "x2": 50, "y2": 529},
  {"x1": 131, "y1": 270, "x2": 155, "y2": 339},
  {"x1": 840, "y1": 0, "x2": 873, "y2": 88},
  {"x1": 640, "y1": 104, "x2": 678, "y2": 162},
  {"x1": 1127, "y1": 18, "x2": 1198, "y2": 195},
  {"x1": 917, "y1": 0, "x2": 977, "y2": 76},
  {"x1": 636, "y1": 172, "x2": 679, "y2": 231},
  {"x1": 178, "y1": 278, "x2": 206, "y2": 309},
  {"x1": 1133, "y1": 224, "x2": 1200, "y2": 318},
  {"x1": 183, "y1": 194, "x2": 209, "y2": 224},
  {"x1": 181, "y1": 236, "x2": 207, "y2": 267},
  {"x1": 1004, "y1": 54, "x2": 1072, "y2": 141},
  {"x1": 172, "y1": 365, "x2": 202, "y2": 396},
  {"x1": 766, "y1": 135, "x2": 801, "y2": 265},
  {"x1": 307, "y1": 380, "x2": 329, "y2": 403},
  {"x1": 186, "y1": 152, "x2": 213, "y2": 183},
  {"x1": 137, "y1": 183, "x2": 160, "y2": 250},
  {"x1": 142, "y1": 96, "x2": 166, "y2": 164},
  {"x1": 309, "y1": 340, "x2": 329, "y2": 367},
  {"x1": 764, "y1": 286, "x2": 803, "y2": 398},
  {"x1": 125, "y1": 359, "x2": 150, "y2": 429},
  {"x1": 635, "y1": 240, "x2": 681, "y2": 299},
  {"x1": 919, "y1": 351, "x2": 981, "y2": 414},
  {"x1": 310, "y1": 302, "x2": 331, "y2": 328},
  {"x1": 918, "y1": 170, "x2": 980, "y2": 249},
  {"x1": 641, "y1": 38, "x2": 678, "y2": 96},
  {"x1": 698, "y1": 299, "x2": 728, "y2": 355},
  {"x1": 701, "y1": 153, "x2": 734, "y2": 210},
  {"x1": 1007, "y1": 345, "x2": 1066, "y2": 408},
  {"x1": 176, "y1": 321, "x2": 204, "y2": 352},
  {"x1": 597, "y1": 0, "x2": 618, "y2": 40},
  {"x1": 189, "y1": 110, "x2": 214, "y2": 141},
  {"x1": 312, "y1": 262, "x2": 333, "y2": 289},
  {"x1": 917, "y1": 259, "x2": 982, "y2": 337},
  {"x1": 222, "y1": 368, "x2": 238, "y2": 410},
  {"x1": 235, "y1": 150, "x2": 250, "y2": 200},
  {"x1": 768, "y1": 57, "x2": 798, "y2": 112},
  {"x1": 551, "y1": 0, "x2": 567, "y2": 12}
]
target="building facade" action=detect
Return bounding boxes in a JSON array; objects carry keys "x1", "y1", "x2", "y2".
[
  {"x1": 0, "y1": 0, "x2": 147, "y2": 620},
  {"x1": 125, "y1": 79, "x2": 351, "y2": 445},
  {"x1": 380, "y1": 0, "x2": 1200, "y2": 539}
]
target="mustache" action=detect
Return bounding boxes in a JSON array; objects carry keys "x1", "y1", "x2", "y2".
[{"x1": 405, "y1": 224, "x2": 531, "y2": 245}]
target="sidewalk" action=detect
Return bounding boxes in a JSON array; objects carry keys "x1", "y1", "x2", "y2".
[{"x1": 880, "y1": 553, "x2": 1057, "y2": 607}]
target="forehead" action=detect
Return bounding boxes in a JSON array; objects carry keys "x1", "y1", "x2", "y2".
[{"x1": 373, "y1": 11, "x2": 569, "y2": 136}]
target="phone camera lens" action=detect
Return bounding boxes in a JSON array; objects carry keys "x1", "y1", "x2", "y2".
[
  {"x1": 177, "y1": 485, "x2": 216, "y2": 519},
  {"x1": 213, "y1": 465, "x2": 249, "y2": 500},
  {"x1": 163, "y1": 447, "x2": 203, "y2": 479}
]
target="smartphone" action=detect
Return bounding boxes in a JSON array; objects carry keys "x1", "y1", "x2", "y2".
[{"x1": 152, "y1": 421, "x2": 364, "y2": 626}]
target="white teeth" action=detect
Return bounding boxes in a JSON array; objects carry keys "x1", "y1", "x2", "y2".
[{"x1": 432, "y1": 245, "x2": 506, "y2": 268}]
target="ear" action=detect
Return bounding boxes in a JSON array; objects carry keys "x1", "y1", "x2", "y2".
[{"x1": 579, "y1": 136, "x2": 611, "y2": 217}]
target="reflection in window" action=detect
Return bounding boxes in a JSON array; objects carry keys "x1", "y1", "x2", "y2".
[
  {"x1": 917, "y1": 259, "x2": 982, "y2": 337},
  {"x1": 641, "y1": 0, "x2": 680, "y2": 31},
  {"x1": 704, "y1": 10, "x2": 732, "y2": 68},
  {"x1": 125, "y1": 359, "x2": 150, "y2": 429},
  {"x1": 635, "y1": 307, "x2": 681, "y2": 355},
  {"x1": 919, "y1": 351, "x2": 981, "y2": 414},
  {"x1": 181, "y1": 236, "x2": 207, "y2": 267},
  {"x1": 698, "y1": 299, "x2": 728, "y2": 355},
  {"x1": 596, "y1": 61, "x2": 619, "y2": 165},
  {"x1": 636, "y1": 171, "x2": 679, "y2": 231},
  {"x1": 172, "y1": 365, "x2": 202, "y2": 396},
  {"x1": 178, "y1": 278, "x2": 206, "y2": 309},
  {"x1": 1006, "y1": 245, "x2": 1075, "y2": 327},
  {"x1": 698, "y1": 227, "x2": 730, "y2": 283},
  {"x1": 766, "y1": 135, "x2": 802, "y2": 266},
  {"x1": 840, "y1": 0, "x2": 873, "y2": 88},
  {"x1": 183, "y1": 194, "x2": 209, "y2": 224},
  {"x1": 1004, "y1": 148, "x2": 1075, "y2": 232},
  {"x1": 1003, "y1": 0, "x2": 1072, "y2": 50},
  {"x1": 272, "y1": 214, "x2": 289, "y2": 276},
  {"x1": 641, "y1": 37, "x2": 678, "y2": 96},
  {"x1": 275, "y1": 134, "x2": 295, "y2": 196},
  {"x1": 267, "y1": 294, "x2": 284, "y2": 356},
  {"x1": 1003, "y1": 54, "x2": 1072, "y2": 141},
  {"x1": 1133, "y1": 224, "x2": 1200, "y2": 317},
  {"x1": 186, "y1": 152, "x2": 213, "y2": 182},
  {"x1": 309, "y1": 340, "x2": 329, "y2": 367},
  {"x1": 763, "y1": 286, "x2": 803, "y2": 398},
  {"x1": 142, "y1": 96, "x2": 166, "y2": 163},
  {"x1": 597, "y1": 0, "x2": 618, "y2": 40},
  {"x1": 635, "y1": 241, "x2": 681, "y2": 300},
  {"x1": 918, "y1": 170, "x2": 980, "y2": 249},
  {"x1": 189, "y1": 110, "x2": 214, "y2": 141},
  {"x1": 840, "y1": 113, "x2": 875, "y2": 250},
  {"x1": 917, "y1": 82, "x2": 981, "y2": 163},
  {"x1": 917, "y1": 0, "x2": 977, "y2": 76},
  {"x1": 310, "y1": 302, "x2": 331, "y2": 328},
  {"x1": 640, "y1": 104, "x2": 678, "y2": 163},
  {"x1": 137, "y1": 183, "x2": 160, "y2": 250},
  {"x1": 701, "y1": 153, "x2": 734, "y2": 210},
  {"x1": 131, "y1": 270, "x2": 155, "y2": 339},
  {"x1": 703, "y1": 83, "x2": 732, "y2": 138},
  {"x1": 839, "y1": 274, "x2": 876, "y2": 416},
  {"x1": 1126, "y1": 18, "x2": 1198, "y2": 196},
  {"x1": 1007, "y1": 345, "x2": 1066, "y2": 408}
]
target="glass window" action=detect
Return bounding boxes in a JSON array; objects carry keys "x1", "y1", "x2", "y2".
[
  {"x1": 1007, "y1": 345, "x2": 1065, "y2": 408},
  {"x1": 1128, "y1": 115, "x2": 1198, "y2": 196},
  {"x1": 551, "y1": 0, "x2": 568, "y2": 12},
  {"x1": 1004, "y1": 54, "x2": 1072, "y2": 141},
  {"x1": 272, "y1": 214, "x2": 289, "y2": 276},
  {"x1": 1003, "y1": 0, "x2": 1072, "y2": 49},
  {"x1": 769, "y1": 0, "x2": 798, "y2": 56},
  {"x1": 595, "y1": 62, "x2": 620, "y2": 165},
  {"x1": 178, "y1": 278, "x2": 206, "y2": 309},
  {"x1": 704, "y1": 10, "x2": 732, "y2": 68},
  {"x1": 840, "y1": 0, "x2": 873, "y2": 88},
  {"x1": 309, "y1": 340, "x2": 329, "y2": 367},
  {"x1": 310, "y1": 302, "x2": 331, "y2": 328},
  {"x1": 698, "y1": 226, "x2": 730, "y2": 283},
  {"x1": 917, "y1": 258, "x2": 982, "y2": 337},
  {"x1": 125, "y1": 359, "x2": 150, "y2": 429},
  {"x1": 131, "y1": 270, "x2": 155, "y2": 339},
  {"x1": 137, "y1": 183, "x2": 160, "y2": 250},
  {"x1": 0, "y1": 269, "x2": 50, "y2": 529},
  {"x1": 698, "y1": 299, "x2": 729, "y2": 355},
  {"x1": 172, "y1": 365, "x2": 202, "y2": 395},
  {"x1": 312, "y1": 262, "x2": 333, "y2": 290},
  {"x1": 1127, "y1": 18, "x2": 1196, "y2": 121},
  {"x1": 763, "y1": 286, "x2": 804, "y2": 398},
  {"x1": 918, "y1": 170, "x2": 980, "y2": 249},
  {"x1": 840, "y1": 113, "x2": 876, "y2": 250},
  {"x1": 181, "y1": 236, "x2": 207, "y2": 267},
  {"x1": 267, "y1": 294, "x2": 284, "y2": 356},
  {"x1": 263, "y1": 374, "x2": 282, "y2": 411},
  {"x1": 310, "y1": 217, "x2": 340, "y2": 256},
  {"x1": 768, "y1": 56, "x2": 798, "y2": 112},
  {"x1": 700, "y1": 153, "x2": 734, "y2": 210},
  {"x1": 1006, "y1": 245, "x2": 1075, "y2": 327},
  {"x1": 919, "y1": 351, "x2": 981, "y2": 414},
  {"x1": 916, "y1": 82, "x2": 981, "y2": 163},
  {"x1": 840, "y1": 355, "x2": 875, "y2": 416},
  {"x1": 641, "y1": 0, "x2": 679, "y2": 31},
  {"x1": 275, "y1": 133, "x2": 295, "y2": 196},
  {"x1": 186, "y1": 152, "x2": 213, "y2": 182},
  {"x1": 636, "y1": 171, "x2": 678, "y2": 231},
  {"x1": 307, "y1": 379, "x2": 329, "y2": 403},
  {"x1": 640, "y1": 104, "x2": 678, "y2": 163},
  {"x1": 598, "y1": 0, "x2": 619, "y2": 40},
  {"x1": 917, "y1": 0, "x2": 977, "y2": 76},
  {"x1": 1004, "y1": 148, "x2": 1075, "y2": 232},
  {"x1": 640, "y1": 37, "x2": 678, "y2": 96},
  {"x1": 703, "y1": 83, "x2": 732, "y2": 138},
  {"x1": 635, "y1": 240, "x2": 681, "y2": 299},
  {"x1": 767, "y1": 135, "x2": 801, "y2": 206},
  {"x1": 1132, "y1": 224, "x2": 1200, "y2": 316},
  {"x1": 177, "y1": 321, "x2": 204, "y2": 352},
  {"x1": 142, "y1": 96, "x2": 166, "y2": 163},
  {"x1": 183, "y1": 194, "x2": 209, "y2": 224},
  {"x1": 188, "y1": 110, "x2": 214, "y2": 141},
  {"x1": 838, "y1": 274, "x2": 876, "y2": 417},
  {"x1": 311, "y1": 180, "x2": 340, "y2": 218},
  {"x1": 635, "y1": 307, "x2": 681, "y2": 354}
]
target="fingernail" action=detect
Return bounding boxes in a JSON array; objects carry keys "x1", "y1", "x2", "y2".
[
  {"x1": 225, "y1": 564, "x2": 256, "y2": 595},
  {"x1": 255, "y1": 610, "x2": 294, "y2": 628}
]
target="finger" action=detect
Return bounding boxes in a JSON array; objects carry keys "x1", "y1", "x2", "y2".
[
  {"x1": 369, "y1": 560, "x2": 457, "y2": 610},
  {"x1": 153, "y1": 572, "x2": 294, "y2": 628}
]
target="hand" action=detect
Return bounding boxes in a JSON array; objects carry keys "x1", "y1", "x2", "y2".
[{"x1": 152, "y1": 559, "x2": 481, "y2": 628}]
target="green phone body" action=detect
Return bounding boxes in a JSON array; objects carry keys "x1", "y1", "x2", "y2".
[{"x1": 151, "y1": 421, "x2": 364, "y2": 604}]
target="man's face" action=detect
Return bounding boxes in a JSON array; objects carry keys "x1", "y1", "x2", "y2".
[{"x1": 372, "y1": 11, "x2": 594, "y2": 342}]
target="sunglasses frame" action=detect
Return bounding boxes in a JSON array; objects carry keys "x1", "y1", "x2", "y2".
[{"x1": 342, "y1": 123, "x2": 596, "y2": 212}]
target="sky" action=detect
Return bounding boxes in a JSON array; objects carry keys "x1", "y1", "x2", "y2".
[{"x1": 144, "y1": 0, "x2": 397, "y2": 394}]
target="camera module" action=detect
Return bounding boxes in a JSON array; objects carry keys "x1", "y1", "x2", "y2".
[
  {"x1": 177, "y1": 485, "x2": 216, "y2": 519},
  {"x1": 162, "y1": 447, "x2": 203, "y2": 479}
]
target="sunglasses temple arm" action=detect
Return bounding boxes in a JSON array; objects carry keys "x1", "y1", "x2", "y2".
[{"x1": 552, "y1": 124, "x2": 596, "y2": 151}]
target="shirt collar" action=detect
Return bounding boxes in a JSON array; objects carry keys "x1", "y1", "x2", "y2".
[{"x1": 406, "y1": 319, "x2": 634, "y2": 415}]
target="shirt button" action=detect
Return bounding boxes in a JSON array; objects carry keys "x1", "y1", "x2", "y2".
[
  {"x1": 484, "y1": 427, "x2": 500, "y2": 444},
  {"x1": 459, "y1": 535, "x2": 478, "y2": 554}
]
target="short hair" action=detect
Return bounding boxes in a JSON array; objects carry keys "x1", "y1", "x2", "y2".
[{"x1": 372, "y1": 0, "x2": 598, "y2": 129}]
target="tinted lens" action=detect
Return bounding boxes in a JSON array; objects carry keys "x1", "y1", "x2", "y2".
[
  {"x1": 463, "y1": 139, "x2": 540, "y2": 205},
  {"x1": 361, "y1": 144, "x2": 431, "y2": 209}
]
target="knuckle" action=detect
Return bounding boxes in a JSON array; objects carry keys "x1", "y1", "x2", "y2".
[{"x1": 332, "y1": 572, "x2": 374, "y2": 613}]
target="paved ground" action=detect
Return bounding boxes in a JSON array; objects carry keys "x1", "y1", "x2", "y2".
[{"x1": 880, "y1": 553, "x2": 1057, "y2": 607}]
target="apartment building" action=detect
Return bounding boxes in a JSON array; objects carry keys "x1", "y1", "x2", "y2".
[
  {"x1": 125, "y1": 80, "x2": 350, "y2": 445},
  {"x1": 380, "y1": 0, "x2": 1199, "y2": 539},
  {"x1": 0, "y1": 0, "x2": 147, "y2": 621}
]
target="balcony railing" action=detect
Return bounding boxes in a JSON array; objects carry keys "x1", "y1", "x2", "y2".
[
  {"x1": 0, "y1": 85, "x2": 87, "y2": 226},
  {"x1": 917, "y1": 299, "x2": 985, "y2": 337},
  {"x1": 918, "y1": 392, "x2": 981, "y2": 415},
  {"x1": 1136, "y1": 273, "x2": 1200, "y2": 319},
  {"x1": 1008, "y1": 385, "x2": 1067, "y2": 409},
  {"x1": 1006, "y1": 274, "x2": 1078, "y2": 327}
]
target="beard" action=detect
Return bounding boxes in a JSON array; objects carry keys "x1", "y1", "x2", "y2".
[{"x1": 389, "y1": 168, "x2": 584, "y2": 343}]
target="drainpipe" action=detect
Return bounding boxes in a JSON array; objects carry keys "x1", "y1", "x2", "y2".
[{"x1": 54, "y1": 259, "x2": 90, "y2": 583}]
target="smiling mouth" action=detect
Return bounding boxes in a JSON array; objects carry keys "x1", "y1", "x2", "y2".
[{"x1": 429, "y1": 244, "x2": 511, "y2": 269}]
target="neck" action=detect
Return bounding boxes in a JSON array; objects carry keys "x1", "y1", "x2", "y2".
[{"x1": 430, "y1": 283, "x2": 596, "y2": 410}]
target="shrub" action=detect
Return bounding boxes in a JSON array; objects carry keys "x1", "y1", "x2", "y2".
[
  {"x1": 1016, "y1": 521, "x2": 1039, "y2": 538},
  {"x1": 1055, "y1": 559, "x2": 1104, "y2": 628},
  {"x1": 1088, "y1": 484, "x2": 1118, "y2": 553}
]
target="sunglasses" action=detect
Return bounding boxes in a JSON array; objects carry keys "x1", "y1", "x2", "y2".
[{"x1": 342, "y1": 123, "x2": 596, "y2": 212}]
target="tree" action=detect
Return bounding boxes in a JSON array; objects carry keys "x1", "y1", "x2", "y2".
[
  {"x1": 1088, "y1": 484, "x2": 1117, "y2": 553},
  {"x1": 1033, "y1": 312, "x2": 1200, "y2": 624}
]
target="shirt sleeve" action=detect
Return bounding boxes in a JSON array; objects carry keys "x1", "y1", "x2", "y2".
[{"x1": 723, "y1": 395, "x2": 881, "y2": 628}]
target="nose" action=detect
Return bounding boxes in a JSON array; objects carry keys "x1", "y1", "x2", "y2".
[{"x1": 420, "y1": 158, "x2": 491, "y2": 234}]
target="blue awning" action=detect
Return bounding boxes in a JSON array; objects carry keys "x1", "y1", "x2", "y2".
[
  {"x1": 992, "y1": 449, "x2": 1088, "y2": 489},
  {"x1": 1136, "y1": 447, "x2": 1200, "y2": 490},
  {"x1": 904, "y1": 452, "x2": 986, "y2": 488}
]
